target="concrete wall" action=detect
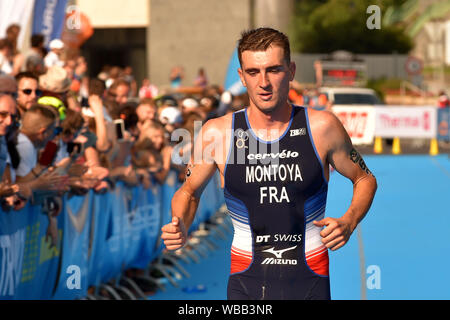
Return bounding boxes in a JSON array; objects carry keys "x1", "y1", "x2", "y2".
[
  {"x1": 253, "y1": 0, "x2": 293, "y2": 34},
  {"x1": 148, "y1": 0, "x2": 251, "y2": 87},
  {"x1": 75, "y1": 0, "x2": 295, "y2": 88},
  {"x1": 148, "y1": 0, "x2": 294, "y2": 88},
  {"x1": 76, "y1": 0, "x2": 150, "y2": 28}
]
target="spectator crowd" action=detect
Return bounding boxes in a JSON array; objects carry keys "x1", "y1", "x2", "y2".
[{"x1": 0, "y1": 25, "x2": 233, "y2": 254}]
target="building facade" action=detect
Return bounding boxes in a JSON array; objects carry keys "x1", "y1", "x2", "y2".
[{"x1": 75, "y1": 0, "x2": 293, "y2": 88}]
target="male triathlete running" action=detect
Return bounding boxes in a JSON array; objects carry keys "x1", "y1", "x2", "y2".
[{"x1": 161, "y1": 27, "x2": 377, "y2": 300}]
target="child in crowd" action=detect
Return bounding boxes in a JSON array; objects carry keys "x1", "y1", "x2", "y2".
[{"x1": 138, "y1": 120, "x2": 173, "y2": 184}]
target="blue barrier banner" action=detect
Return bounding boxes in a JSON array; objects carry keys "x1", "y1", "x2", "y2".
[
  {"x1": 122, "y1": 186, "x2": 145, "y2": 269},
  {"x1": 437, "y1": 107, "x2": 450, "y2": 141},
  {"x1": 190, "y1": 171, "x2": 222, "y2": 233},
  {"x1": 0, "y1": 204, "x2": 33, "y2": 299},
  {"x1": 87, "y1": 192, "x2": 112, "y2": 288},
  {"x1": 122, "y1": 186, "x2": 161, "y2": 269},
  {"x1": 53, "y1": 193, "x2": 93, "y2": 299},
  {"x1": 0, "y1": 203, "x2": 62, "y2": 299},
  {"x1": 0, "y1": 170, "x2": 224, "y2": 299},
  {"x1": 143, "y1": 185, "x2": 163, "y2": 264},
  {"x1": 32, "y1": 0, "x2": 68, "y2": 47},
  {"x1": 99, "y1": 184, "x2": 127, "y2": 283}
]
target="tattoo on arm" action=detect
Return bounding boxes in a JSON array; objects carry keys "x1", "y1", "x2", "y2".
[
  {"x1": 184, "y1": 164, "x2": 194, "y2": 181},
  {"x1": 349, "y1": 148, "x2": 373, "y2": 176}
]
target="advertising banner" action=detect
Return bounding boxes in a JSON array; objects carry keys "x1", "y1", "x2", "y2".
[
  {"x1": 374, "y1": 106, "x2": 437, "y2": 138},
  {"x1": 332, "y1": 106, "x2": 376, "y2": 145},
  {"x1": 437, "y1": 108, "x2": 450, "y2": 141}
]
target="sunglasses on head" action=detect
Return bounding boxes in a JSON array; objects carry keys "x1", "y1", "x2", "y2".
[{"x1": 21, "y1": 88, "x2": 43, "y2": 97}]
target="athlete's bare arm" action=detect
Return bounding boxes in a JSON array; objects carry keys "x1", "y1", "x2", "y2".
[
  {"x1": 161, "y1": 114, "x2": 232, "y2": 250},
  {"x1": 308, "y1": 108, "x2": 377, "y2": 251}
]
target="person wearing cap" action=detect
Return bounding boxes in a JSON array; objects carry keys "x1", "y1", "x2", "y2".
[
  {"x1": 181, "y1": 97, "x2": 199, "y2": 114},
  {"x1": 158, "y1": 105, "x2": 183, "y2": 134},
  {"x1": 38, "y1": 65, "x2": 71, "y2": 121},
  {"x1": 181, "y1": 96, "x2": 208, "y2": 120},
  {"x1": 44, "y1": 39, "x2": 65, "y2": 69}
]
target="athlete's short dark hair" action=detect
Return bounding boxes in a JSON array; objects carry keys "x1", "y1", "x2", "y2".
[{"x1": 237, "y1": 27, "x2": 291, "y2": 66}]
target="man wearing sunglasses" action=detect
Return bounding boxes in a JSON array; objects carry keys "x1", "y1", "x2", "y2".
[{"x1": 15, "y1": 72, "x2": 41, "y2": 117}]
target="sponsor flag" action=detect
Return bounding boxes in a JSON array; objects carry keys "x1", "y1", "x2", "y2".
[
  {"x1": 32, "y1": 0, "x2": 69, "y2": 47},
  {"x1": 224, "y1": 48, "x2": 246, "y2": 96}
]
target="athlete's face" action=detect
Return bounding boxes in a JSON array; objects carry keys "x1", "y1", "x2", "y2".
[{"x1": 238, "y1": 45, "x2": 295, "y2": 114}]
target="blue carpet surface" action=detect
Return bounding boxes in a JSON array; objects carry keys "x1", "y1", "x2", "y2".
[{"x1": 150, "y1": 155, "x2": 450, "y2": 300}]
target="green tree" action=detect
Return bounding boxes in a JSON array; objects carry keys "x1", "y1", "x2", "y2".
[{"x1": 289, "y1": 0, "x2": 412, "y2": 54}]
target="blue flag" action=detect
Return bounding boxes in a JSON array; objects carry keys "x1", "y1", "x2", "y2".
[
  {"x1": 32, "y1": 0, "x2": 68, "y2": 47},
  {"x1": 224, "y1": 48, "x2": 247, "y2": 96}
]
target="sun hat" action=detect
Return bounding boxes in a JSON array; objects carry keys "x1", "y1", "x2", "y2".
[{"x1": 39, "y1": 66, "x2": 71, "y2": 93}]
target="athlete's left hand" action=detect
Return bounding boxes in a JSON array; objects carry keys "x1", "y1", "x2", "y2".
[{"x1": 313, "y1": 217, "x2": 354, "y2": 251}]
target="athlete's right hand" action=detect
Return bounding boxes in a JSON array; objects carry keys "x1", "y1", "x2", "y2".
[{"x1": 161, "y1": 216, "x2": 187, "y2": 250}]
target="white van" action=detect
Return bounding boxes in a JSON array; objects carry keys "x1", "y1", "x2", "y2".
[{"x1": 319, "y1": 87, "x2": 383, "y2": 105}]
